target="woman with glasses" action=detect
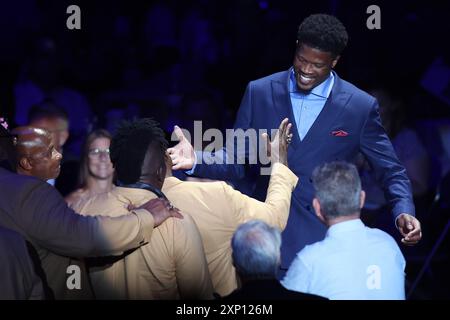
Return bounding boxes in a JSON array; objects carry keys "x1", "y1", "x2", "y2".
[{"x1": 65, "y1": 129, "x2": 114, "y2": 208}]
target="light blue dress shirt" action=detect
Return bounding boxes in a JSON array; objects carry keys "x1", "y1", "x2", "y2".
[
  {"x1": 289, "y1": 68, "x2": 334, "y2": 140},
  {"x1": 281, "y1": 219, "x2": 406, "y2": 300}
]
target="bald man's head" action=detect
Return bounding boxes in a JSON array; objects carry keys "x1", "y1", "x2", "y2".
[{"x1": 12, "y1": 126, "x2": 62, "y2": 181}]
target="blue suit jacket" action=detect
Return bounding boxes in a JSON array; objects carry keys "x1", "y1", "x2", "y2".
[{"x1": 194, "y1": 70, "x2": 415, "y2": 269}]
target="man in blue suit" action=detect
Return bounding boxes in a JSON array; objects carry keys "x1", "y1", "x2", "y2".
[{"x1": 168, "y1": 14, "x2": 422, "y2": 273}]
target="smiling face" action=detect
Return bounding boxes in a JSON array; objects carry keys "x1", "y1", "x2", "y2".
[
  {"x1": 87, "y1": 137, "x2": 114, "y2": 181},
  {"x1": 293, "y1": 43, "x2": 339, "y2": 92}
]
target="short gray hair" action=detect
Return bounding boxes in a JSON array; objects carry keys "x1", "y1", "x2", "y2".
[
  {"x1": 231, "y1": 220, "x2": 281, "y2": 280},
  {"x1": 312, "y1": 161, "x2": 361, "y2": 218}
]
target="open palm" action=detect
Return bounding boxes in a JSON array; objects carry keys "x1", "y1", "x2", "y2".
[{"x1": 167, "y1": 126, "x2": 195, "y2": 170}]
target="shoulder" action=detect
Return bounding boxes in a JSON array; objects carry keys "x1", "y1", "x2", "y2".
[
  {"x1": 65, "y1": 188, "x2": 88, "y2": 207},
  {"x1": 0, "y1": 169, "x2": 44, "y2": 193},
  {"x1": 76, "y1": 189, "x2": 127, "y2": 216},
  {"x1": 171, "y1": 179, "x2": 230, "y2": 196},
  {"x1": 289, "y1": 240, "x2": 333, "y2": 271},
  {"x1": 158, "y1": 211, "x2": 201, "y2": 241},
  {"x1": 335, "y1": 76, "x2": 376, "y2": 108},
  {"x1": 298, "y1": 240, "x2": 328, "y2": 261},
  {"x1": 248, "y1": 70, "x2": 289, "y2": 88},
  {"x1": 365, "y1": 226, "x2": 402, "y2": 250},
  {"x1": 0, "y1": 171, "x2": 62, "y2": 205},
  {"x1": 337, "y1": 76, "x2": 373, "y2": 98}
]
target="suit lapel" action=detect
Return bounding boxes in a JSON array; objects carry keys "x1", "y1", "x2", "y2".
[
  {"x1": 300, "y1": 74, "x2": 352, "y2": 145},
  {"x1": 271, "y1": 71, "x2": 300, "y2": 149}
]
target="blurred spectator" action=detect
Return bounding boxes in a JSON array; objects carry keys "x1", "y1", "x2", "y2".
[
  {"x1": 375, "y1": 88, "x2": 429, "y2": 196},
  {"x1": 65, "y1": 129, "x2": 114, "y2": 209},
  {"x1": 28, "y1": 100, "x2": 69, "y2": 155},
  {"x1": 27, "y1": 100, "x2": 78, "y2": 195},
  {"x1": 359, "y1": 88, "x2": 431, "y2": 230},
  {"x1": 14, "y1": 36, "x2": 93, "y2": 150}
]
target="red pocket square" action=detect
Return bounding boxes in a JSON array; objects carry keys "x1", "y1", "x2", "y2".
[{"x1": 331, "y1": 130, "x2": 348, "y2": 137}]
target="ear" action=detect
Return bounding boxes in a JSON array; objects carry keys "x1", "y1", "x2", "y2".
[
  {"x1": 157, "y1": 161, "x2": 167, "y2": 183},
  {"x1": 59, "y1": 130, "x2": 69, "y2": 148},
  {"x1": 360, "y1": 190, "x2": 366, "y2": 209},
  {"x1": 18, "y1": 156, "x2": 33, "y2": 171},
  {"x1": 331, "y1": 55, "x2": 340, "y2": 68},
  {"x1": 164, "y1": 152, "x2": 172, "y2": 167},
  {"x1": 313, "y1": 198, "x2": 326, "y2": 224}
]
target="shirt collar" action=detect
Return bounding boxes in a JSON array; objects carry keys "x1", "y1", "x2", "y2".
[
  {"x1": 326, "y1": 218, "x2": 365, "y2": 237},
  {"x1": 289, "y1": 67, "x2": 335, "y2": 98}
]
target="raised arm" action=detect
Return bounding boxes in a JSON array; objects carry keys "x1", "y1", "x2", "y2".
[
  {"x1": 226, "y1": 119, "x2": 298, "y2": 230},
  {"x1": 167, "y1": 84, "x2": 257, "y2": 181}
]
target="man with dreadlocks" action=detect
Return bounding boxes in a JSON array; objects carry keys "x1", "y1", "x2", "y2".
[
  {"x1": 71, "y1": 118, "x2": 213, "y2": 300},
  {"x1": 168, "y1": 14, "x2": 422, "y2": 276}
]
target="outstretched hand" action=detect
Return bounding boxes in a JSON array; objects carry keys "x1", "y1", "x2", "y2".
[
  {"x1": 167, "y1": 126, "x2": 195, "y2": 171},
  {"x1": 261, "y1": 118, "x2": 293, "y2": 166}
]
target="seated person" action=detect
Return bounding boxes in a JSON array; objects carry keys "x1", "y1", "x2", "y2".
[
  {"x1": 223, "y1": 220, "x2": 326, "y2": 300},
  {"x1": 70, "y1": 118, "x2": 213, "y2": 300},
  {"x1": 282, "y1": 161, "x2": 406, "y2": 300},
  {"x1": 163, "y1": 119, "x2": 298, "y2": 296},
  {"x1": 65, "y1": 129, "x2": 114, "y2": 208}
]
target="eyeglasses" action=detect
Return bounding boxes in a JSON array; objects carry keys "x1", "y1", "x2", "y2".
[{"x1": 88, "y1": 148, "x2": 110, "y2": 158}]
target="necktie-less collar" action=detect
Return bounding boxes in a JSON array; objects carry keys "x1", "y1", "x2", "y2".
[{"x1": 116, "y1": 180, "x2": 168, "y2": 200}]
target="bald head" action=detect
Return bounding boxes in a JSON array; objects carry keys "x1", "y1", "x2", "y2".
[
  {"x1": 13, "y1": 126, "x2": 50, "y2": 151},
  {"x1": 11, "y1": 126, "x2": 62, "y2": 181}
]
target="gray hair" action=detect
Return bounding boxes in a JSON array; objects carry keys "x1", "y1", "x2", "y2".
[
  {"x1": 231, "y1": 220, "x2": 281, "y2": 280},
  {"x1": 312, "y1": 161, "x2": 362, "y2": 219}
]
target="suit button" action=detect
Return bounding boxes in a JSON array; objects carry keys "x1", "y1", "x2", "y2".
[
  {"x1": 309, "y1": 178, "x2": 313, "y2": 183},
  {"x1": 306, "y1": 205, "x2": 311, "y2": 211}
]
